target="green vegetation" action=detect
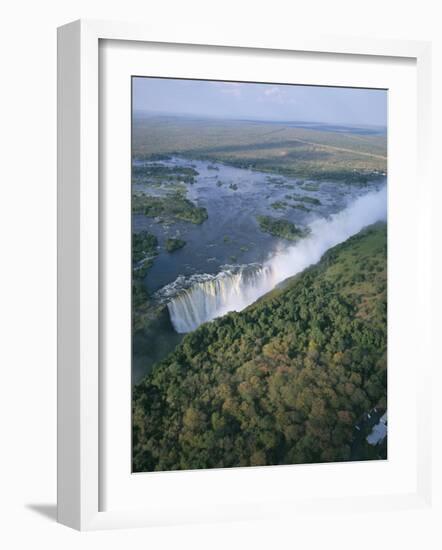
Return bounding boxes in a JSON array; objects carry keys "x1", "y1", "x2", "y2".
[
  {"x1": 266, "y1": 176, "x2": 286, "y2": 185},
  {"x1": 257, "y1": 215, "x2": 311, "y2": 241},
  {"x1": 292, "y1": 195, "x2": 321, "y2": 206},
  {"x1": 133, "y1": 231, "x2": 158, "y2": 263},
  {"x1": 133, "y1": 192, "x2": 208, "y2": 225},
  {"x1": 133, "y1": 223, "x2": 387, "y2": 471},
  {"x1": 165, "y1": 238, "x2": 186, "y2": 252},
  {"x1": 270, "y1": 201, "x2": 289, "y2": 211},
  {"x1": 132, "y1": 231, "x2": 159, "y2": 309},
  {"x1": 132, "y1": 282, "x2": 149, "y2": 310},
  {"x1": 132, "y1": 300, "x2": 184, "y2": 382},
  {"x1": 132, "y1": 115, "x2": 387, "y2": 185},
  {"x1": 132, "y1": 163, "x2": 198, "y2": 186},
  {"x1": 292, "y1": 204, "x2": 311, "y2": 212},
  {"x1": 301, "y1": 183, "x2": 320, "y2": 192},
  {"x1": 271, "y1": 197, "x2": 319, "y2": 212},
  {"x1": 131, "y1": 230, "x2": 185, "y2": 380}
]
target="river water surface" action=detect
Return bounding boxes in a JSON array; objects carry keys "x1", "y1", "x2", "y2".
[{"x1": 133, "y1": 156, "x2": 386, "y2": 294}]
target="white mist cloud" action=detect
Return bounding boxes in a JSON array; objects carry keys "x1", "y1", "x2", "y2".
[{"x1": 270, "y1": 186, "x2": 387, "y2": 283}]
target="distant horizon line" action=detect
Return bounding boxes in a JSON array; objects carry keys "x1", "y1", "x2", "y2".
[{"x1": 132, "y1": 109, "x2": 387, "y2": 130}]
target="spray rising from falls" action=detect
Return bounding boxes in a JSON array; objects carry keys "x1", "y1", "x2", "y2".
[{"x1": 164, "y1": 186, "x2": 387, "y2": 333}]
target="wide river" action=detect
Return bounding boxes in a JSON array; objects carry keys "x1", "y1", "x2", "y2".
[{"x1": 133, "y1": 156, "x2": 386, "y2": 295}]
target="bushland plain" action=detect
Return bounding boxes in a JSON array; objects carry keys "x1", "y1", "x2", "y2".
[{"x1": 133, "y1": 114, "x2": 387, "y2": 182}]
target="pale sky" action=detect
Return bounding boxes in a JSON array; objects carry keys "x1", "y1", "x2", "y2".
[{"x1": 133, "y1": 77, "x2": 387, "y2": 127}]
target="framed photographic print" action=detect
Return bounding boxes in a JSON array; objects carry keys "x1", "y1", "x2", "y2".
[
  {"x1": 130, "y1": 77, "x2": 389, "y2": 472},
  {"x1": 57, "y1": 20, "x2": 432, "y2": 530}
]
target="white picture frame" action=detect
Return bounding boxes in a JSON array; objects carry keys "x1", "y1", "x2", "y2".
[{"x1": 57, "y1": 19, "x2": 433, "y2": 531}]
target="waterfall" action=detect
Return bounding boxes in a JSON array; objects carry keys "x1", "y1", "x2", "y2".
[
  {"x1": 164, "y1": 186, "x2": 387, "y2": 333},
  {"x1": 166, "y1": 264, "x2": 276, "y2": 333}
]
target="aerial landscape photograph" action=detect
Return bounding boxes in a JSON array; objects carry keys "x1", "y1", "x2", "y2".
[{"x1": 131, "y1": 77, "x2": 388, "y2": 472}]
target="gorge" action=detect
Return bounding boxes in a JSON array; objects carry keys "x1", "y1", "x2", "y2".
[{"x1": 165, "y1": 185, "x2": 387, "y2": 333}]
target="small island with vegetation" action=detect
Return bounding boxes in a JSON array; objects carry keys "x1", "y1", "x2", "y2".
[
  {"x1": 257, "y1": 215, "x2": 311, "y2": 241},
  {"x1": 165, "y1": 237, "x2": 186, "y2": 252},
  {"x1": 132, "y1": 163, "x2": 198, "y2": 186},
  {"x1": 292, "y1": 194, "x2": 321, "y2": 206},
  {"x1": 270, "y1": 200, "x2": 289, "y2": 211},
  {"x1": 133, "y1": 192, "x2": 208, "y2": 225}
]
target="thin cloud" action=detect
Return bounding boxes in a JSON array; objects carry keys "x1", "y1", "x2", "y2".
[
  {"x1": 259, "y1": 85, "x2": 287, "y2": 104},
  {"x1": 216, "y1": 82, "x2": 243, "y2": 98},
  {"x1": 264, "y1": 86, "x2": 281, "y2": 97}
]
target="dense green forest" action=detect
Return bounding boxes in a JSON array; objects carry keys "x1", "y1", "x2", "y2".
[{"x1": 133, "y1": 223, "x2": 387, "y2": 471}]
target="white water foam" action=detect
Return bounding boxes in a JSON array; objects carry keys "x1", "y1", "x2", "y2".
[{"x1": 165, "y1": 186, "x2": 387, "y2": 333}]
